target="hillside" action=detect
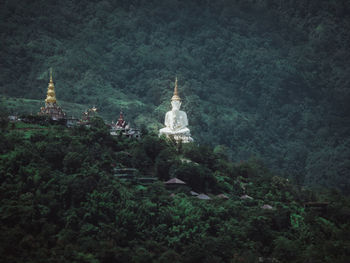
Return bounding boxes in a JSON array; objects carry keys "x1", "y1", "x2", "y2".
[
  {"x1": 0, "y1": 95, "x2": 88, "y2": 118},
  {"x1": 0, "y1": 120, "x2": 349, "y2": 262},
  {"x1": 1, "y1": 0, "x2": 350, "y2": 191}
]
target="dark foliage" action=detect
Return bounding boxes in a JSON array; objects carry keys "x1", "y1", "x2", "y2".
[
  {"x1": 1, "y1": 0, "x2": 350, "y2": 191},
  {"x1": 0, "y1": 123, "x2": 349, "y2": 262}
]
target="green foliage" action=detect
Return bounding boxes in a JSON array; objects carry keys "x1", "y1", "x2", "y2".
[
  {"x1": 0, "y1": 123, "x2": 349, "y2": 262},
  {"x1": 1, "y1": 0, "x2": 349, "y2": 191},
  {"x1": 0, "y1": 110, "x2": 9, "y2": 131},
  {"x1": 155, "y1": 147, "x2": 178, "y2": 181},
  {"x1": 171, "y1": 162, "x2": 215, "y2": 193},
  {"x1": 1, "y1": 0, "x2": 350, "y2": 262}
]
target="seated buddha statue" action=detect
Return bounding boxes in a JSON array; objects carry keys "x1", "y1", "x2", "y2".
[{"x1": 159, "y1": 78, "x2": 193, "y2": 143}]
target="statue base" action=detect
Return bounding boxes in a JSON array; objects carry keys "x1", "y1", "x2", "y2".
[
  {"x1": 169, "y1": 134, "x2": 194, "y2": 143},
  {"x1": 159, "y1": 128, "x2": 193, "y2": 143}
]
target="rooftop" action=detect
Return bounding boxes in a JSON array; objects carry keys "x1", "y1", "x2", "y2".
[
  {"x1": 197, "y1": 194, "x2": 211, "y2": 200},
  {"x1": 164, "y1": 178, "x2": 186, "y2": 185}
]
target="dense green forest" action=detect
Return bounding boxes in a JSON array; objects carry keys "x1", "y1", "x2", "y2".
[
  {"x1": 0, "y1": 119, "x2": 349, "y2": 262},
  {"x1": 0, "y1": 1, "x2": 350, "y2": 188}
]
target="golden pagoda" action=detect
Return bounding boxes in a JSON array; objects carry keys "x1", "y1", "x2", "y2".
[
  {"x1": 171, "y1": 77, "x2": 181, "y2": 101},
  {"x1": 45, "y1": 68, "x2": 57, "y2": 104},
  {"x1": 38, "y1": 68, "x2": 66, "y2": 120}
]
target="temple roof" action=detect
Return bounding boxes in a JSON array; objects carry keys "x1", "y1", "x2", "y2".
[
  {"x1": 164, "y1": 178, "x2": 186, "y2": 185},
  {"x1": 261, "y1": 204, "x2": 274, "y2": 210},
  {"x1": 240, "y1": 194, "x2": 253, "y2": 200},
  {"x1": 216, "y1": 194, "x2": 229, "y2": 199},
  {"x1": 116, "y1": 111, "x2": 126, "y2": 128},
  {"x1": 197, "y1": 194, "x2": 211, "y2": 200}
]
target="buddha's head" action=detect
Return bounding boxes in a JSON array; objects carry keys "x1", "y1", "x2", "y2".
[{"x1": 171, "y1": 100, "x2": 181, "y2": 111}]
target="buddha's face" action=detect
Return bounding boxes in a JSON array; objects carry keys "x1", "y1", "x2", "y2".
[{"x1": 171, "y1": 100, "x2": 181, "y2": 111}]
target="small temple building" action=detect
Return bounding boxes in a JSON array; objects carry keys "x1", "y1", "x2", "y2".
[
  {"x1": 110, "y1": 111, "x2": 141, "y2": 139},
  {"x1": 159, "y1": 77, "x2": 193, "y2": 143},
  {"x1": 38, "y1": 69, "x2": 66, "y2": 120},
  {"x1": 164, "y1": 177, "x2": 189, "y2": 192},
  {"x1": 80, "y1": 106, "x2": 98, "y2": 124},
  {"x1": 197, "y1": 194, "x2": 211, "y2": 200},
  {"x1": 115, "y1": 111, "x2": 127, "y2": 129},
  {"x1": 164, "y1": 177, "x2": 186, "y2": 188}
]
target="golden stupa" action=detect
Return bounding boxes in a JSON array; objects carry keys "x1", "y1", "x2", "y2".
[
  {"x1": 171, "y1": 77, "x2": 181, "y2": 101},
  {"x1": 38, "y1": 68, "x2": 66, "y2": 120},
  {"x1": 45, "y1": 68, "x2": 57, "y2": 104}
]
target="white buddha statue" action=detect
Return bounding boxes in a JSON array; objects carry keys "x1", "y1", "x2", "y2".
[{"x1": 159, "y1": 78, "x2": 193, "y2": 143}]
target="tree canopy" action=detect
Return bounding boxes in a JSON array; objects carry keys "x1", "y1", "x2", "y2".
[
  {"x1": 1, "y1": 0, "x2": 349, "y2": 191},
  {"x1": 0, "y1": 120, "x2": 349, "y2": 262}
]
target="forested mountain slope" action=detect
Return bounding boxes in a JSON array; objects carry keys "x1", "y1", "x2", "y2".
[
  {"x1": 0, "y1": 119, "x2": 349, "y2": 262},
  {"x1": 1, "y1": 0, "x2": 350, "y2": 191}
]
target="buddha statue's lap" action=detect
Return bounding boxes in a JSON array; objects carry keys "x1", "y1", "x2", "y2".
[{"x1": 159, "y1": 126, "x2": 190, "y2": 135}]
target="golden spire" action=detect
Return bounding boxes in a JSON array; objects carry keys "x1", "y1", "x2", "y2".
[
  {"x1": 171, "y1": 76, "x2": 181, "y2": 101},
  {"x1": 45, "y1": 68, "x2": 57, "y2": 104}
]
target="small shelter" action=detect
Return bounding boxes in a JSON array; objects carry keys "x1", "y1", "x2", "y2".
[
  {"x1": 197, "y1": 194, "x2": 211, "y2": 200},
  {"x1": 66, "y1": 116, "x2": 79, "y2": 127},
  {"x1": 216, "y1": 194, "x2": 229, "y2": 199},
  {"x1": 165, "y1": 178, "x2": 186, "y2": 185},
  {"x1": 240, "y1": 194, "x2": 253, "y2": 200},
  {"x1": 164, "y1": 178, "x2": 187, "y2": 191},
  {"x1": 113, "y1": 168, "x2": 138, "y2": 181},
  {"x1": 190, "y1": 191, "x2": 199, "y2": 196},
  {"x1": 261, "y1": 204, "x2": 274, "y2": 210},
  {"x1": 8, "y1": 115, "x2": 18, "y2": 122}
]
